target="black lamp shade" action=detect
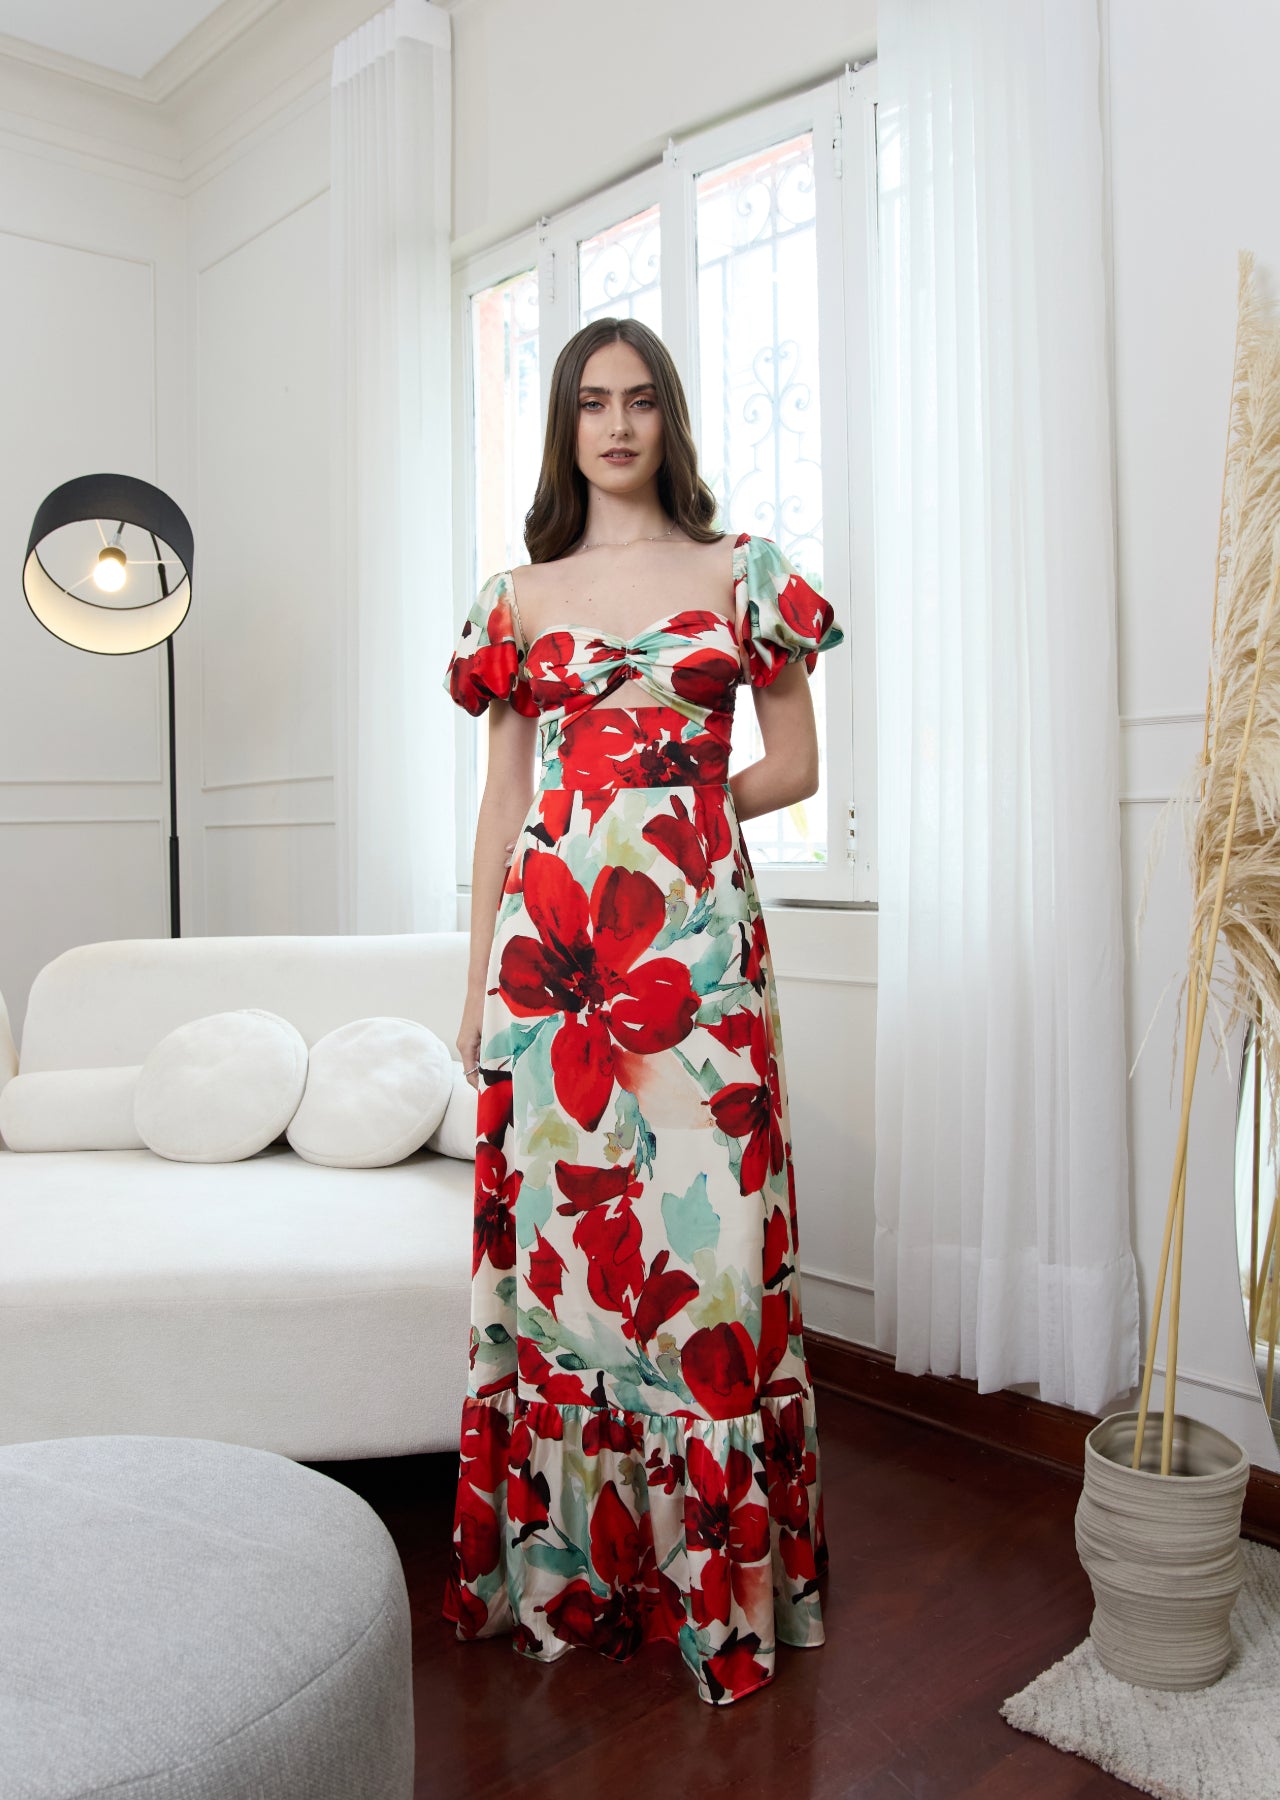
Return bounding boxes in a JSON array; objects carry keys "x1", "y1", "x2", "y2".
[{"x1": 23, "y1": 473, "x2": 194, "y2": 656}]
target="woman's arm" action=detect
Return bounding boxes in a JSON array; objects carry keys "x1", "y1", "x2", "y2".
[
  {"x1": 457, "y1": 701, "x2": 539, "y2": 1081},
  {"x1": 728, "y1": 660, "x2": 821, "y2": 823}
]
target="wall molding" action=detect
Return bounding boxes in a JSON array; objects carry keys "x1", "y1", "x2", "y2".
[
  {"x1": 0, "y1": 816, "x2": 164, "y2": 827},
  {"x1": 799, "y1": 1265, "x2": 874, "y2": 1295},
  {"x1": 0, "y1": 777, "x2": 163, "y2": 787},
  {"x1": 1120, "y1": 711, "x2": 1206, "y2": 729},
  {"x1": 204, "y1": 818, "x2": 334, "y2": 829},
  {"x1": 804, "y1": 1331, "x2": 1280, "y2": 1548},
  {"x1": 201, "y1": 772, "x2": 332, "y2": 792},
  {"x1": 778, "y1": 971, "x2": 878, "y2": 988}
]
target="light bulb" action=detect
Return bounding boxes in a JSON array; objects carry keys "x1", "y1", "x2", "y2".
[{"x1": 94, "y1": 546, "x2": 127, "y2": 593}]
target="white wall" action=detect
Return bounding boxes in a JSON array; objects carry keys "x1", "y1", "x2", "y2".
[
  {"x1": 0, "y1": 137, "x2": 186, "y2": 1044},
  {"x1": 1106, "y1": 0, "x2": 1280, "y2": 1466},
  {"x1": 186, "y1": 97, "x2": 337, "y2": 941}
]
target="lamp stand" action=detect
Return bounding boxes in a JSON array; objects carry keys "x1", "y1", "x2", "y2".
[{"x1": 154, "y1": 532, "x2": 180, "y2": 938}]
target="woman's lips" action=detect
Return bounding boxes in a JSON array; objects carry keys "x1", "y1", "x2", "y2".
[{"x1": 603, "y1": 450, "x2": 637, "y2": 460}]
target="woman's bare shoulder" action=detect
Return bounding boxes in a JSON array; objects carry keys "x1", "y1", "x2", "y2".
[{"x1": 507, "y1": 560, "x2": 568, "y2": 598}]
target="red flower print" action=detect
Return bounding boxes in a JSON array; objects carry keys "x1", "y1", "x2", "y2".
[
  {"x1": 516, "y1": 1335, "x2": 594, "y2": 1406},
  {"x1": 476, "y1": 1074, "x2": 513, "y2": 1146},
  {"x1": 645, "y1": 1443, "x2": 686, "y2": 1494},
  {"x1": 685, "y1": 1437, "x2": 771, "y2": 1627},
  {"x1": 473, "y1": 1143, "x2": 519, "y2": 1277},
  {"x1": 511, "y1": 1401, "x2": 565, "y2": 1463},
  {"x1": 668, "y1": 639, "x2": 742, "y2": 712},
  {"x1": 498, "y1": 854, "x2": 699, "y2": 1131},
  {"x1": 681, "y1": 1321, "x2": 758, "y2": 1419},
  {"x1": 707, "y1": 1006, "x2": 783, "y2": 1196},
  {"x1": 527, "y1": 1226, "x2": 566, "y2": 1318},
  {"x1": 779, "y1": 1525, "x2": 818, "y2": 1585},
  {"x1": 571, "y1": 1198, "x2": 646, "y2": 1314},
  {"x1": 757, "y1": 1291, "x2": 791, "y2": 1389},
  {"x1": 762, "y1": 1204, "x2": 791, "y2": 1288},
  {"x1": 458, "y1": 1398, "x2": 510, "y2": 1496},
  {"x1": 583, "y1": 1408, "x2": 643, "y2": 1456},
  {"x1": 454, "y1": 1478, "x2": 500, "y2": 1582},
  {"x1": 704, "y1": 1007, "x2": 756, "y2": 1056},
  {"x1": 785, "y1": 1143, "x2": 800, "y2": 1250},
  {"x1": 590, "y1": 1480, "x2": 643, "y2": 1586},
  {"x1": 507, "y1": 1460, "x2": 551, "y2": 1541},
  {"x1": 540, "y1": 1579, "x2": 645, "y2": 1661},
  {"x1": 529, "y1": 788, "x2": 574, "y2": 850},
  {"x1": 762, "y1": 1398, "x2": 818, "y2": 1530},
  {"x1": 642, "y1": 795, "x2": 711, "y2": 894},
  {"x1": 622, "y1": 1248, "x2": 700, "y2": 1346},
  {"x1": 738, "y1": 912, "x2": 769, "y2": 991},
  {"x1": 553, "y1": 1159, "x2": 643, "y2": 1214},
  {"x1": 447, "y1": 593, "x2": 541, "y2": 717},
  {"x1": 442, "y1": 1569, "x2": 489, "y2": 1638},
  {"x1": 694, "y1": 784, "x2": 731, "y2": 865},
  {"x1": 703, "y1": 1627, "x2": 771, "y2": 1703},
  {"x1": 524, "y1": 629, "x2": 589, "y2": 690},
  {"x1": 774, "y1": 562, "x2": 836, "y2": 646}
]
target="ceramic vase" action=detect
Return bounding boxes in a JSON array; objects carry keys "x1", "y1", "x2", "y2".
[{"x1": 1074, "y1": 1410, "x2": 1249, "y2": 1689}]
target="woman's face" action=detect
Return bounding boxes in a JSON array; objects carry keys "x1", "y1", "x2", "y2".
[{"x1": 575, "y1": 339, "x2": 665, "y2": 495}]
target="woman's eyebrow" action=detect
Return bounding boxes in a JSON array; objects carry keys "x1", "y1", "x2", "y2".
[{"x1": 577, "y1": 383, "x2": 657, "y2": 396}]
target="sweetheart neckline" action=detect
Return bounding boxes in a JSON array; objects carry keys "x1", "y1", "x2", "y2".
[{"x1": 518, "y1": 607, "x2": 738, "y2": 653}]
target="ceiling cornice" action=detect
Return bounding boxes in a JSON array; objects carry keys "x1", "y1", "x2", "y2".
[
  {"x1": 0, "y1": 0, "x2": 471, "y2": 192},
  {"x1": 0, "y1": 0, "x2": 286, "y2": 106},
  {"x1": 0, "y1": 31, "x2": 150, "y2": 101}
]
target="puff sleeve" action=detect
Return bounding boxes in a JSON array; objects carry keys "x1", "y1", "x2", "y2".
[
  {"x1": 732, "y1": 533, "x2": 845, "y2": 688},
  {"x1": 442, "y1": 571, "x2": 539, "y2": 718}
]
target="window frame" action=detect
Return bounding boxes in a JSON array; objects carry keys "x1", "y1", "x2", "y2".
[{"x1": 450, "y1": 61, "x2": 879, "y2": 911}]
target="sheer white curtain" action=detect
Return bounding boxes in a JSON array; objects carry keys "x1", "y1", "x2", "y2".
[
  {"x1": 872, "y1": 0, "x2": 1139, "y2": 1413},
  {"x1": 331, "y1": 0, "x2": 455, "y2": 933}
]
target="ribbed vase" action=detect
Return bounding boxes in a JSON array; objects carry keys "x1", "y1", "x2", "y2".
[{"x1": 1074, "y1": 1411, "x2": 1249, "y2": 1689}]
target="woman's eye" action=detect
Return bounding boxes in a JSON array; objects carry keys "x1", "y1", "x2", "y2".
[{"x1": 633, "y1": 398, "x2": 656, "y2": 410}]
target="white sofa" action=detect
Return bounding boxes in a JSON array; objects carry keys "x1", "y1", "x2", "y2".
[{"x1": 0, "y1": 934, "x2": 477, "y2": 1461}]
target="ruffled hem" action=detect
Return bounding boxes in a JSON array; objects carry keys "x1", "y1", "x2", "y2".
[{"x1": 442, "y1": 1383, "x2": 828, "y2": 1707}]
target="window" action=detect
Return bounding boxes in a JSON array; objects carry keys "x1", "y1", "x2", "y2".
[{"x1": 452, "y1": 63, "x2": 878, "y2": 906}]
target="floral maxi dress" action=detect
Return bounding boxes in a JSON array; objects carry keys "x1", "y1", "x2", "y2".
[{"x1": 440, "y1": 531, "x2": 843, "y2": 1706}]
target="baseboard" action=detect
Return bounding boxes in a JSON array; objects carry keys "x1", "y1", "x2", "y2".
[{"x1": 804, "y1": 1328, "x2": 1280, "y2": 1549}]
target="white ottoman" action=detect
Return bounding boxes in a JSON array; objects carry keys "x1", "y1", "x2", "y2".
[{"x1": 0, "y1": 1436, "x2": 414, "y2": 1799}]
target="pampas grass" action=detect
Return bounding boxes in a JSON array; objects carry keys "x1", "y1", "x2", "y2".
[{"x1": 1134, "y1": 251, "x2": 1280, "y2": 1474}]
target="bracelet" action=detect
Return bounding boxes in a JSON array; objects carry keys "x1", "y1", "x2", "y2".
[{"x1": 465, "y1": 1063, "x2": 480, "y2": 1075}]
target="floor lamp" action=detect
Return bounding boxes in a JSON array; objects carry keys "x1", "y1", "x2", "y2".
[{"x1": 22, "y1": 474, "x2": 194, "y2": 937}]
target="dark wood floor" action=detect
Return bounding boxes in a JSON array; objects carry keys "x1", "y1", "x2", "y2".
[{"x1": 312, "y1": 1388, "x2": 1132, "y2": 1799}]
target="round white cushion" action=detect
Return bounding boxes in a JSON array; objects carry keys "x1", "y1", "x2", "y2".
[
  {"x1": 135, "y1": 1009, "x2": 308, "y2": 1163},
  {"x1": 287, "y1": 1017, "x2": 453, "y2": 1169},
  {"x1": 425, "y1": 1058, "x2": 478, "y2": 1160}
]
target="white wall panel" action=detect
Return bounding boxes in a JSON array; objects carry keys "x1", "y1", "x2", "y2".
[
  {"x1": 0, "y1": 818, "x2": 166, "y2": 1048},
  {"x1": 202, "y1": 821, "x2": 337, "y2": 935},
  {"x1": 0, "y1": 230, "x2": 160, "y2": 782},
  {"x1": 195, "y1": 191, "x2": 332, "y2": 796}
]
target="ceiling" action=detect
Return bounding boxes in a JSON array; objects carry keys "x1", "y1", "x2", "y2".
[{"x1": 0, "y1": 0, "x2": 234, "y2": 79}]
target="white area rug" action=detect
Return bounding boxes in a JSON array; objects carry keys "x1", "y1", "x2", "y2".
[{"x1": 1001, "y1": 1539, "x2": 1280, "y2": 1800}]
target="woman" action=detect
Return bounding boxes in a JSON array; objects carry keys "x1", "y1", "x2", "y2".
[{"x1": 441, "y1": 316, "x2": 841, "y2": 1706}]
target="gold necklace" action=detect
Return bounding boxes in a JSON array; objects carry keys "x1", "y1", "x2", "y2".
[{"x1": 575, "y1": 524, "x2": 676, "y2": 552}]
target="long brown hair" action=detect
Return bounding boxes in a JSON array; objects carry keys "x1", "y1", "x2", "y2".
[{"x1": 524, "y1": 317, "x2": 723, "y2": 563}]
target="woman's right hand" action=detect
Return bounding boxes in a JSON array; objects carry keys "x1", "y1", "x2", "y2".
[{"x1": 457, "y1": 999, "x2": 485, "y2": 1089}]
